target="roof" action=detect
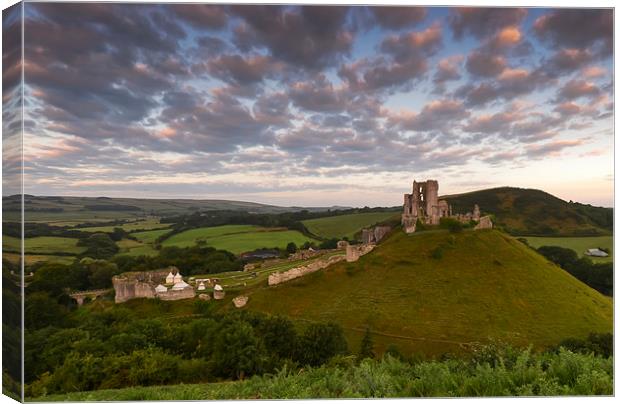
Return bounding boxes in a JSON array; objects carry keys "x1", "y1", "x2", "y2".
[
  {"x1": 586, "y1": 248, "x2": 609, "y2": 257},
  {"x1": 214, "y1": 284, "x2": 223, "y2": 291},
  {"x1": 155, "y1": 284, "x2": 168, "y2": 292},
  {"x1": 172, "y1": 280, "x2": 191, "y2": 290}
]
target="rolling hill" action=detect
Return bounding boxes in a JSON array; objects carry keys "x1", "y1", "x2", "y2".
[
  {"x1": 242, "y1": 229, "x2": 612, "y2": 357},
  {"x1": 442, "y1": 187, "x2": 612, "y2": 236},
  {"x1": 2, "y1": 195, "x2": 349, "y2": 224},
  {"x1": 302, "y1": 212, "x2": 400, "y2": 239}
]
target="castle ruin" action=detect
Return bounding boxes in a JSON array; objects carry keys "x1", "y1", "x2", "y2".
[
  {"x1": 402, "y1": 179, "x2": 492, "y2": 233},
  {"x1": 112, "y1": 266, "x2": 195, "y2": 303}
]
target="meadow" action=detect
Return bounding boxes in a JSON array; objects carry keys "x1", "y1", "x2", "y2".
[
  {"x1": 162, "y1": 225, "x2": 316, "y2": 254},
  {"x1": 76, "y1": 218, "x2": 171, "y2": 233},
  {"x1": 523, "y1": 236, "x2": 613, "y2": 263},
  {"x1": 244, "y1": 230, "x2": 612, "y2": 357},
  {"x1": 3, "y1": 235, "x2": 86, "y2": 256},
  {"x1": 302, "y1": 212, "x2": 398, "y2": 239}
]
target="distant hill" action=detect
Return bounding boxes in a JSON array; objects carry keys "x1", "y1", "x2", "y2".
[
  {"x1": 243, "y1": 229, "x2": 612, "y2": 357},
  {"x1": 442, "y1": 187, "x2": 612, "y2": 236},
  {"x1": 2, "y1": 195, "x2": 350, "y2": 223}
]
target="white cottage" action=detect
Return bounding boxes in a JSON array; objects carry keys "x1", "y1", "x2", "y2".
[
  {"x1": 155, "y1": 284, "x2": 168, "y2": 293},
  {"x1": 173, "y1": 272, "x2": 183, "y2": 284},
  {"x1": 165, "y1": 272, "x2": 175, "y2": 284}
]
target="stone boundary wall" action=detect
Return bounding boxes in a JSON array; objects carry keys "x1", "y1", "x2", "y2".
[
  {"x1": 268, "y1": 254, "x2": 346, "y2": 286},
  {"x1": 346, "y1": 243, "x2": 375, "y2": 262}
]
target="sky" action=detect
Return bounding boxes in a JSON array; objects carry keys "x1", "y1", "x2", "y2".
[{"x1": 13, "y1": 3, "x2": 614, "y2": 207}]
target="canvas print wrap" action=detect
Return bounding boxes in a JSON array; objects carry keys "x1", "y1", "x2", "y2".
[{"x1": 1, "y1": 2, "x2": 614, "y2": 400}]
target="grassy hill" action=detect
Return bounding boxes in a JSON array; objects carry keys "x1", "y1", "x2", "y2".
[
  {"x1": 302, "y1": 212, "x2": 399, "y2": 239},
  {"x1": 442, "y1": 187, "x2": 612, "y2": 236},
  {"x1": 162, "y1": 225, "x2": 316, "y2": 254},
  {"x1": 3, "y1": 195, "x2": 346, "y2": 224},
  {"x1": 242, "y1": 229, "x2": 612, "y2": 357}
]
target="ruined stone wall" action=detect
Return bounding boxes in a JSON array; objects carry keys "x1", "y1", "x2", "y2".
[
  {"x1": 158, "y1": 288, "x2": 195, "y2": 301},
  {"x1": 474, "y1": 215, "x2": 493, "y2": 230},
  {"x1": 112, "y1": 278, "x2": 136, "y2": 303},
  {"x1": 373, "y1": 226, "x2": 391, "y2": 242},
  {"x1": 268, "y1": 254, "x2": 347, "y2": 286}
]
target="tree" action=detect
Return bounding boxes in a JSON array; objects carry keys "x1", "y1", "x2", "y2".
[
  {"x1": 359, "y1": 327, "x2": 375, "y2": 359},
  {"x1": 286, "y1": 242, "x2": 297, "y2": 254},
  {"x1": 296, "y1": 322, "x2": 348, "y2": 367},
  {"x1": 25, "y1": 292, "x2": 69, "y2": 330},
  {"x1": 81, "y1": 258, "x2": 118, "y2": 289},
  {"x1": 257, "y1": 316, "x2": 298, "y2": 359},
  {"x1": 210, "y1": 320, "x2": 266, "y2": 379},
  {"x1": 78, "y1": 233, "x2": 119, "y2": 259}
]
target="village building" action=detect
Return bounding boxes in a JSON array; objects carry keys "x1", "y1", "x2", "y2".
[
  {"x1": 113, "y1": 266, "x2": 195, "y2": 303},
  {"x1": 213, "y1": 284, "x2": 225, "y2": 300},
  {"x1": 586, "y1": 248, "x2": 609, "y2": 257}
]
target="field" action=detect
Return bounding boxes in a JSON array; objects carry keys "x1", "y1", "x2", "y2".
[
  {"x1": 523, "y1": 236, "x2": 613, "y2": 263},
  {"x1": 162, "y1": 225, "x2": 316, "y2": 254},
  {"x1": 243, "y1": 230, "x2": 612, "y2": 357},
  {"x1": 3, "y1": 195, "x2": 335, "y2": 224},
  {"x1": 302, "y1": 212, "x2": 398, "y2": 239},
  {"x1": 3, "y1": 252, "x2": 75, "y2": 266},
  {"x1": 76, "y1": 218, "x2": 171, "y2": 233},
  {"x1": 3, "y1": 235, "x2": 86, "y2": 256}
]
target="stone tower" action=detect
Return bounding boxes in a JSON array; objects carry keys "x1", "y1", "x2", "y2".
[{"x1": 402, "y1": 179, "x2": 445, "y2": 232}]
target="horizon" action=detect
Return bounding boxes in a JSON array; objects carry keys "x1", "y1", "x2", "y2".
[
  {"x1": 10, "y1": 182, "x2": 614, "y2": 209},
  {"x1": 4, "y1": 4, "x2": 613, "y2": 208}
]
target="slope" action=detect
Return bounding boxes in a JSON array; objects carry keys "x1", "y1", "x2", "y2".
[
  {"x1": 441, "y1": 187, "x2": 612, "y2": 236},
  {"x1": 244, "y1": 229, "x2": 612, "y2": 357},
  {"x1": 302, "y1": 212, "x2": 399, "y2": 239}
]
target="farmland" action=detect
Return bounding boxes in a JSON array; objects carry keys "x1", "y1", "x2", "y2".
[
  {"x1": 302, "y1": 212, "x2": 398, "y2": 239},
  {"x1": 3, "y1": 235, "x2": 86, "y2": 256},
  {"x1": 523, "y1": 236, "x2": 613, "y2": 263},
  {"x1": 76, "y1": 218, "x2": 171, "y2": 233},
  {"x1": 162, "y1": 225, "x2": 316, "y2": 254}
]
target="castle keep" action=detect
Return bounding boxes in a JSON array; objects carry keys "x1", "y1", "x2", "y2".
[{"x1": 402, "y1": 179, "x2": 491, "y2": 233}]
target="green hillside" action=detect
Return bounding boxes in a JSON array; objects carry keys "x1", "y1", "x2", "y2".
[
  {"x1": 442, "y1": 187, "x2": 612, "y2": 236},
  {"x1": 162, "y1": 225, "x2": 316, "y2": 254},
  {"x1": 3, "y1": 195, "x2": 343, "y2": 224},
  {"x1": 302, "y1": 212, "x2": 399, "y2": 239},
  {"x1": 244, "y1": 229, "x2": 612, "y2": 357}
]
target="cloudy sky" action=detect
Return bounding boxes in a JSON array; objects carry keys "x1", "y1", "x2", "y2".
[{"x1": 20, "y1": 3, "x2": 613, "y2": 207}]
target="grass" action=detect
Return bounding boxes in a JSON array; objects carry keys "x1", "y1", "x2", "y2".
[
  {"x1": 302, "y1": 212, "x2": 398, "y2": 239},
  {"x1": 243, "y1": 229, "x2": 612, "y2": 358},
  {"x1": 3, "y1": 252, "x2": 75, "y2": 266},
  {"x1": 162, "y1": 225, "x2": 316, "y2": 254},
  {"x1": 76, "y1": 218, "x2": 171, "y2": 233},
  {"x1": 32, "y1": 348, "x2": 613, "y2": 400},
  {"x1": 443, "y1": 187, "x2": 612, "y2": 236},
  {"x1": 3, "y1": 235, "x2": 86, "y2": 256},
  {"x1": 523, "y1": 236, "x2": 613, "y2": 263},
  {"x1": 115, "y1": 238, "x2": 159, "y2": 257}
]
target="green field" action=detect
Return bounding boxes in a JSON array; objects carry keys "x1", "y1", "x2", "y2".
[
  {"x1": 3, "y1": 252, "x2": 75, "y2": 266},
  {"x1": 3, "y1": 235, "x2": 86, "y2": 256},
  {"x1": 244, "y1": 230, "x2": 612, "y2": 357},
  {"x1": 523, "y1": 236, "x2": 613, "y2": 263},
  {"x1": 302, "y1": 212, "x2": 398, "y2": 239},
  {"x1": 162, "y1": 225, "x2": 316, "y2": 254},
  {"x1": 77, "y1": 218, "x2": 171, "y2": 233}
]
